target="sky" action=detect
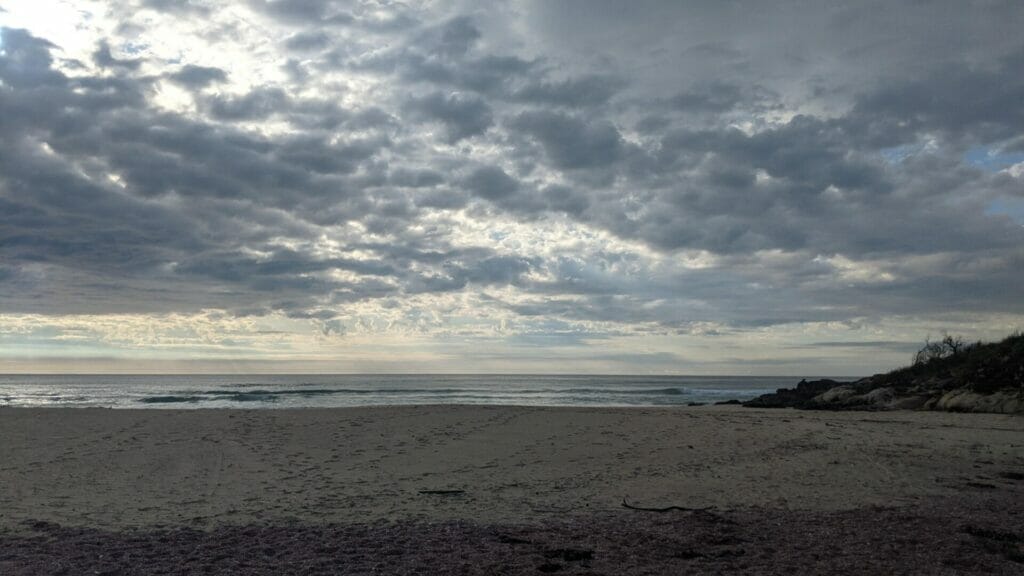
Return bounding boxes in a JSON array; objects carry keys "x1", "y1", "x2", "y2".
[{"x1": 0, "y1": 0, "x2": 1022, "y2": 375}]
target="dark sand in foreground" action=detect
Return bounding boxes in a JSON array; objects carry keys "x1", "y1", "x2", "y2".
[{"x1": 1, "y1": 405, "x2": 1022, "y2": 574}]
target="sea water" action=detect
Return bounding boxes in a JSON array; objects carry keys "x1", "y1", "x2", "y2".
[{"x1": 0, "y1": 374, "x2": 829, "y2": 409}]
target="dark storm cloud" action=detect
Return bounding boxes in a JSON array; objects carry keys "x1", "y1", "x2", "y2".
[{"x1": 2, "y1": 0, "x2": 1024, "y2": 339}]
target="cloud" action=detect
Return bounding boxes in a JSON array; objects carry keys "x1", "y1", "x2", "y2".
[
  {"x1": 2, "y1": 0, "x2": 1024, "y2": 373},
  {"x1": 509, "y1": 111, "x2": 624, "y2": 170},
  {"x1": 206, "y1": 86, "x2": 290, "y2": 120},
  {"x1": 511, "y1": 74, "x2": 624, "y2": 108},
  {"x1": 463, "y1": 166, "x2": 519, "y2": 200},
  {"x1": 167, "y1": 64, "x2": 227, "y2": 88},
  {"x1": 284, "y1": 30, "x2": 331, "y2": 52},
  {"x1": 404, "y1": 91, "x2": 493, "y2": 142},
  {"x1": 93, "y1": 40, "x2": 142, "y2": 71}
]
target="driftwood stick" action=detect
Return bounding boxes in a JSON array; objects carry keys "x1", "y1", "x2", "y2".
[{"x1": 621, "y1": 497, "x2": 713, "y2": 513}]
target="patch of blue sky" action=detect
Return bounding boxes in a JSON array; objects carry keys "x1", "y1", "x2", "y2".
[
  {"x1": 964, "y1": 146, "x2": 1024, "y2": 171},
  {"x1": 879, "y1": 144, "x2": 920, "y2": 164},
  {"x1": 121, "y1": 40, "x2": 148, "y2": 55},
  {"x1": 986, "y1": 198, "x2": 1024, "y2": 225}
]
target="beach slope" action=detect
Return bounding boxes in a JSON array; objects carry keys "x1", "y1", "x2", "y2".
[{"x1": 1, "y1": 406, "x2": 1022, "y2": 574}]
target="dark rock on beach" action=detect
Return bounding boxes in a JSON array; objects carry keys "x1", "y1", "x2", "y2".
[{"x1": 742, "y1": 379, "x2": 842, "y2": 409}]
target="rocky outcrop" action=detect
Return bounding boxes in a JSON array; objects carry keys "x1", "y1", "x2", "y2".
[
  {"x1": 924, "y1": 389, "x2": 1024, "y2": 414},
  {"x1": 745, "y1": 379, "x2": 1024, "y2": 409},
  {"x1": 742, "y1": 379, "x2": 843, "y2": 409},
  {"x1": 744, "y1": 377, "x2": 1023, "y2": 414},
  {"x1": 743, "y1": 333, "x2": 1024, "y2": 414}
]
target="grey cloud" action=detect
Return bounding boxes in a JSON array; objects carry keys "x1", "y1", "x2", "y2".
[
  {"x1": 395, "y1": 52, "x2": 535, "y2": 95},
  {"x1": 415, "y1": 16, "x2": 480, "y2": 58},
  {"x1": 406, "y1": 253, "x2": 537, "y2": 294},
  {"x1": 404, "y1": 91, "x2": 493, "y2": 142},
  {"x1": 281, "y1": 58, "x2": 310, "y2": 83},
  {"x1": 246, "y1": 0, "x2": 351, "y2": 24},
  {"x1": 3, "y1": 0, "x2": 1024, "y2": 346},
  {"x1": 0, "y1": 27, "x2": 547, "y2": 321},
  {"x1": 462, "y1": 166, "x2": 519, "y2": 200},
  {"x1": 206, "y1": 87, "x2": 289, "y2": 121},
  {"x1": 201, "y1": 85, "x2": 358, "y2": 129},
  {"x1": 509, "y1": 111, "x2": 623, "y2": 170},
  {"x1": 850, "y1": 49, "x2": 1024, "y2": 146},
  {"x1": 541, "y1": 185, "x2": 589, "y2": 214},
  {"x1": 246, "y1": 0, "x2": 424, "y2": 29},
  {"x1": 0, "y1": 28, "x2": 63, "y2": 88},
  {"x1": 284, "y1": 30, "x2": 331, "y2": 51},
  {"x1": 512, "y1": 74, "x2": 624, "y2": 108},
  {"x1": 668, "y1": 82, "x2": 777, "y2": 115},
  {"x1": 463, "y1": 255, "x2": 536, "y2": 285},
  {"x1": 167, "y1": 64, "x2": 227, "y2": 88},
  {"x1": 390, "y1": 168, "x2": 444, "y2": 188},
  {"x1": 412, "y1": 188, "x2": 467, "y2": 210},
  {"x1": 93, "y1": 40, "x2": 142, "y2": 71},
  {"x1": 139, "y1": 0, "x2": 210, "y2": 14},
  {"x1": 275, "y1": 135, "x2": 383, "y2": 175}
]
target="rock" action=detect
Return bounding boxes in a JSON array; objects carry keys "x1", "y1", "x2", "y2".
[
  {"x1": 930, "y1": 388, "x2": 1024, "y2": 414},
  {"x1": 752, "y1": 380, "x2": 1022, "y2": 414},
  {"x1": 863, "y1": 387, "x2": 895, "y2": 404},
  {"x1": 886, "y1": 395, "x2": 930, "y2": 410},
  {"x1": 714, "y1": 399, "x2": 742, "y2": 405},
  {"x1": 743, "y1": 379, "x2": 843, "y2": 409},
  {"x1": 813, "y1": 385, "x2": 858, "y2": 404}
]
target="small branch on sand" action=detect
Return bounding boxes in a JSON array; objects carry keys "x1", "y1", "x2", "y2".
[
  {"x1": 621, "y1": 498, "x2": 714, "y2": 513},
  {"x1": 418, "y1": 490, "x2": 466, "y2": 495}
]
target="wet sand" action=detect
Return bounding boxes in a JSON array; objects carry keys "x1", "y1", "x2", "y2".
[{"x1": 1, "y1": 405, "x2": 1022, "y2": 574}]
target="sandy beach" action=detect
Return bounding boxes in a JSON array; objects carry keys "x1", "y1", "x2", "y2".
[{"x1": 2, "y1": 405, "x2": 1023, "y2": 574}]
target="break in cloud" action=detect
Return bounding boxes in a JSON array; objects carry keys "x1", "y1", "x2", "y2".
[{"x1": 1, "y1": 0, "x2": 1022, "y2": 374}]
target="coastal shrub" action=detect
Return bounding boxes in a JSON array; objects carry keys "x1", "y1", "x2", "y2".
[
  {"x1": 872, "y1": 331, "x2": 1024, "y2": 395},
  {"x1": 912, "y1": 333, "x2": 970, "y2": 366}
]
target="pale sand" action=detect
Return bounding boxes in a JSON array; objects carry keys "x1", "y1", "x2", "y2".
[{"x1": 1, "y1": 405, "x2": 1022, "y2": 531}]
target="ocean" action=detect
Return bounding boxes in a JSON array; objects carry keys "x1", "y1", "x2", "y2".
[{"x1": 0, "y1": 374, "x2": 823, "y2": 409}]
